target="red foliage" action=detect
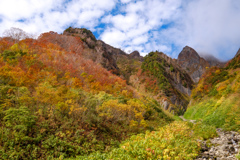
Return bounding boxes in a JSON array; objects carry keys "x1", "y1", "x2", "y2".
[
  {"x1": 37, "y1": 32, "x2": 84, "y2": 54},
  {"x1": 0, "y1": 37, "x2": 14, "y2": 52},
  {"x1": 1, "y1": 32, "x2": 128, "y2": 95}
]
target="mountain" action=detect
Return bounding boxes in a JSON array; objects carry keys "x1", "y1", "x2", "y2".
[
  {"x1": 38, "y1": 29, "x2": 234, "y2": 116},
  {"x1": 177, "y1": 46, "x2": 210, "y2": 83},
  {"x1": 201, "y1": 54, "x2": 226, "y2": 67},
  {"x1": 63, "y1": 27, "x2": 123, "y2": 75},
  {"x1": 177, "y1": 46, "x2": 227, "y2": 83},
  {"x1": 1, "y1": 27, "x2": 240, "y2": 159},
  {"x1": 0, "y1": 29, "x2": 172, "y2": 159},
  {"x1": 129, "y1": 51, "x2": 194, "y2": 114},
  {"x1": 184, "y1": 49, "x2": 240, "y2": 131},
  {"x1": 62, "y1": 28, "x2": 194, "y2": 114}
]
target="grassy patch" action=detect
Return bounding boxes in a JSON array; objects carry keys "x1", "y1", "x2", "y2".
[{"x1": 184, "y1": 95, "x2": 240, "y2": 131}]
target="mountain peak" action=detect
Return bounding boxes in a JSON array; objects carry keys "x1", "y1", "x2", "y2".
[
  {"x1": 177, "y1": 46, "x2": 209, "y2": 83},
  {"x1": 178, "y1": 46, "x2": 200, "y2": 61},
  {"x1": 129, "y1": 50, "x2": 140, "y2": 58},
  {"x1": 63, "y1": 27, "x2": 97, "y2": 42}
]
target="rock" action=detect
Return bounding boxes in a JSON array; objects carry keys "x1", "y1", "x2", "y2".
[
  {"x1": 196, "y1": 128, "x2": 240, "y2": 160},
  {"x1": 63, "y1": 27, "x2": 126, "y2": 75},
  {"x1": 177, "y1": 46, "x2": 210, "y2": 83},
  {"x1": 129, "y1": 50, "x2": 144, "y2": 61},
  {"x1": 161, "y1": 100, "x2": 169, "y2": 110}
]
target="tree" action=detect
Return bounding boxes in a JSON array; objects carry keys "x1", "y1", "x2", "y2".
[{"x1": 3, "y1": 27, "x2": 30, "y2": 42}]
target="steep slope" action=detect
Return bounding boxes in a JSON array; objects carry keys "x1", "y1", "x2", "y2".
[
  {"x1": 0, "y1": 34, "x2": 172, "y2": 159},
  {"x1": 130, "y1": 51, "x2": 194, "y2": 114},
  {"x1": 63, "y1": 27, "x2": 145, "y2": 82},
  {"x1": 177, "y1": 46, "x2": 210, "y2": 83},
  {"x1": 234, "y1": 48, "x2": 240, "y2": 58},
  {"x1": 63, "y1": 27, "x2": 122, "y2": 74},
  {"x1": 184, "y1": 50, "x2": 240, "y2": 131},
  {"x1": 41, "y1": 28, "x2": 195, "y2": 114}
]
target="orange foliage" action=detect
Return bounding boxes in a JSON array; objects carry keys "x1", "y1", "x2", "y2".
[
  {"x1": 0, "y1": 32, "x2": 129, "y2": 96},
  {"x1": 0, "y1": 37, "x2": 14, "y2": 52},
  {"x1": 37, "y1": 31, "x2": 84, "y2": 54}
]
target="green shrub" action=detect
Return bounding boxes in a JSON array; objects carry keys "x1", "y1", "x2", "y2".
[
  {"x1": 184, "y1": 95, "x2": 240, "y2": 131},
  {"x1": 75, "y1": 121, "x2": 201, "y2": 160}
]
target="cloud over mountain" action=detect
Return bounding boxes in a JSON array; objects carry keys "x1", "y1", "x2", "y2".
[{"x1": 0, "y1": 0, "x2": 239, "y2": 60}]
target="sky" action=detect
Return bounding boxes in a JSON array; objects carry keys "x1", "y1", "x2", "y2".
[{"x1": 0, "y1": 0, "x2": 240, "y2": 61}]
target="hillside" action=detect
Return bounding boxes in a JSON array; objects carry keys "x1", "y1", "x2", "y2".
[
  {"x1": 0, "y1": 32, "x2": 172, "y2": 159},
  {"x1": 129, "y1": 51, "x2": 194, "y2": 114},
  {"x1": 184, "y1": 50, "x2": 240, "y2": 131},
  {"x1": 0, "y1": 28, "x2": 239, "y2": 159},
  {"x1": 62, "y1": 28, "x2": 196, "y2": 114}
]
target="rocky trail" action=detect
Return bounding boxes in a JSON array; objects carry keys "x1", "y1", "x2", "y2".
[{"x1": 179, "y1": 116, "x2": 240, "y2": 160}]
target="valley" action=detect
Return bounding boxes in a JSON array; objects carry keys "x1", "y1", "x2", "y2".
[{"x1": 0, "y1": 27, "x2": 239, "y2": 159}]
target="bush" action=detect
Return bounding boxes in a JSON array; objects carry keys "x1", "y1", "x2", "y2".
[{"x1": 76, "y1": 122, "x2": 201, "y2": 160}]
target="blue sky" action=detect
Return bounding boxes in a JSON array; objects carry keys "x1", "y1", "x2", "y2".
[{"x1": 0, "y1": 0, "x2": 240, "y2": 61}]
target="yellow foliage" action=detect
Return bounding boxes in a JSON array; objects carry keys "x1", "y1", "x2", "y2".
[
  {"x1": 216, "y1": 83, "x2": 227, "y2": 92},
  {"x1": 129, "y1": 120, "x2": 138, "y2": 128},
  {"x1": 97, "y1": 99, "x2": 147, "y2": 126},
  {"x1": 215, "y1": 69, "x2": 221, "y2": 74}
]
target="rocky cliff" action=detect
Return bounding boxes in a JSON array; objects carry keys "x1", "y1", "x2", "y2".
[
  {"x1": 63, "y1": 27, "x2": 124, "y2": 75},
  {"x1": 177, "y1": 46, "x2": 210, "y2": 83},
  {"x1": 130, "y1": 51, "x2": 194, "y2": 114},
  {"x1": 63, "y1": 27, "x2": 144, "y2": 78}
]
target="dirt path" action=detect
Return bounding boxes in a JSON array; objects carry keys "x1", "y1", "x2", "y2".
[{"x1": 179, "y1": 115, "x2": 196, "y2": 123}]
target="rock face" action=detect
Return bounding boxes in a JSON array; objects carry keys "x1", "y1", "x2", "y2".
[
  {"x1": 177, "y1": 46, "x2": 210, "y2": 83},
  {"x1": 196, "y1": 129, "x2": 240, "y2": 160},
  {"x1": 63, "y1": 27, "x2": 144, "y2": 77},
  {"x1": 129, "y1": 51, "x2": 144, "y2": 61},
  {"x1": 134, "y1": 51, "x2": 194, "y2": 113},
  {"x1": 63, "y1": 27, "x2": 125, "y2": 75},
  {"x1": 158, "y1": 52, "x2": 193, "y2": 96},
  {"x1": 202, "y1": 54, "x2": 226, "y2": 68}
]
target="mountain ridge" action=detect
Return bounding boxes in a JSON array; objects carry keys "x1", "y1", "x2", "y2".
[{"x1": 0, "y1": 27, "x2": 240, "y2": 159}]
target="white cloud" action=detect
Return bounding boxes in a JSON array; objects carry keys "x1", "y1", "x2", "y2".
[
  {"x1": 158, "y1": 0, "x2": 240, "y2": 60},
  {"x1": 100, "y1": 0, "x2": 181, "y2": 56},
  {"x1": 0, "y1": 0, "x2": 58, "y2": 20},
  {"x1": 0, "y1": 0, "x2": 117, "y2": 36},
  {"x1": 120, "y1": 0, "x2": 132, "y2": 4},
  {"x1": 132, "y1": 34, "x2": 148, "y2": 45},
  {"x1": 100, "y1": 28, "x2": 127, "y2": 47},
  {"x1": 100, "y1": 0, "x2": 240, "y2": 60},
  {"x1": 0, "y1": 0, "x2": 239, "y2": 60}
]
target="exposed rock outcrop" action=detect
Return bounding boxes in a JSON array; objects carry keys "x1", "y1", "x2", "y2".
[
  {"x1": 158, "y1": 52, "x2": 193, "y2": 96},
  {"x1": 63, "y1": 27, "x2": 126, "y2": 75},
  {"x1": 196, "y1": 129, "x2": 240, "y2": 160},
  {"x1": 177, "y1": 46, "x2": 210, "y2": 83},
  {"x1": 63, "y1": 27, "x2": 144, "y2": 77},
  {"x1": 134, "y1": 51, "x2": 194, "y2": 113},
  {"x1": 129, "y1": 50, "x2": 144, "y2": 61}
]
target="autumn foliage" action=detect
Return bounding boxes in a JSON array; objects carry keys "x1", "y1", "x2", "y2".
[{"x1": 0, "y1": 31, "x2": 171, "y2": 159}]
